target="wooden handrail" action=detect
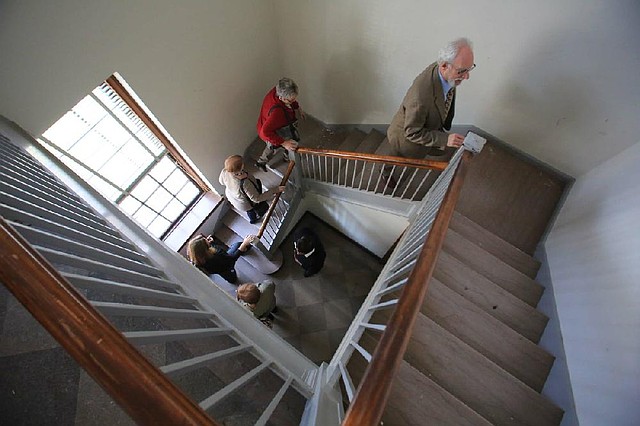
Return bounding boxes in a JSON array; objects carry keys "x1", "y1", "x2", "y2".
[
  {"x1": 0, "y1": 217, "x2": 219, "y2": 426},
  {"x1": 256, "y1": 160, "x2": 296, "y2": 239},
  {"x1": 342, "y1": 150, "x2": 472, "y2": 426},
  {"x1": 296, "y1": 146, "x2": 449, "y2": 171}
]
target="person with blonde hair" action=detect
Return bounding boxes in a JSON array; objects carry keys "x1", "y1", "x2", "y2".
[
  {"x1": 187, "y1": 233, "x2": 255, "y2": 283},
  {"x1": 219, "y1": 155, "x2": 284, "y2": 224},
  {"x1": 236, "y1": 280, "x2": 277, "y2": 325}
]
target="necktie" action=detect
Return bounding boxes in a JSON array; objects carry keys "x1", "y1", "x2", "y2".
[{"x1": 444, "y1": 88, "x2": 454, "y2": 116}]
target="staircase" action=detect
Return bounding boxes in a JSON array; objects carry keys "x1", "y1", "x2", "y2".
[
  {"x1": 1, "y1": 112, "x2": 567, "y2": 424},
  {"x1": 0, "y1": 126, "x2": 313, "y2": 425},
  {"x1": 235, "y1": 116, "x2": 564, "y2": 424}
]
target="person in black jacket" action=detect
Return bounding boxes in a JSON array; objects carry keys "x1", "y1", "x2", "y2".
[
  {"x1": 293, "y1": 228, "x2": 326, "y2": 277},
  {"x1": 187, "y1": 234, "x2": 255, "y2": 283}
]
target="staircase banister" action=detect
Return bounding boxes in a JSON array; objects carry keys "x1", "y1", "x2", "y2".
[
  {"x1": 296, "y1": 146, "x2": 448, "y2": 171},
  {"x1": 257, "y1": 159, "x2": 296, "y2": 239},
  {"x1": 0, "y1": 216, "x2": 219, "y2": 426},
  {"x1": 342, "y1": 150, "x2": 472, "y2": 426}
]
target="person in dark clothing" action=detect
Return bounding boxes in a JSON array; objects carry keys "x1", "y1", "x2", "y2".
[
  {"x1": 293, "y1": 228, "x2": 326, "y2": 278},
  {"x1": 187, "y1": 234, "x2": 255, "y2": 283}
]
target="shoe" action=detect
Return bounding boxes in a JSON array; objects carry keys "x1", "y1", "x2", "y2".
[
  {"x1": 381, "y1": 174, "x2": 397, "y2": 189},
  {"x1": 254, "y1": 161, "x2": 267, "y2": 172}
]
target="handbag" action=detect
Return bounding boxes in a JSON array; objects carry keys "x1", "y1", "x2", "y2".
[
  {"x1": 268, "y1": 104, "x2": 300, "y2": 141},
  {"x1": 240, "y1": 177, "x2": 269, "y2": 217}
]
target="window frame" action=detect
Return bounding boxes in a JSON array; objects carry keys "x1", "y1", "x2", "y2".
[{"x1": 38, "y1": 74, "x2": 212, "y2": 240}]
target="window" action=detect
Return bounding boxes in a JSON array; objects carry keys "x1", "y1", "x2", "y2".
[{"x1": 38, "y1": 75, "x2": 208, "y2": 239}]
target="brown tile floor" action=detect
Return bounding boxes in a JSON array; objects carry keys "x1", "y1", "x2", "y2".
[{"x1": 233, "y1": 213, "x2": 384, "y2": 365}]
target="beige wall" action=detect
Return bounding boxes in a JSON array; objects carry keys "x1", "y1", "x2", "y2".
[
  {"x1": 545, "y1": 139, "x2": 640, "y2": 426},
  {"x1": 273, "y1": 0, "x2": 640, "y2": 178},
  {"x1": 0, "y1": 0, "x2": 282, "y2": 191}
]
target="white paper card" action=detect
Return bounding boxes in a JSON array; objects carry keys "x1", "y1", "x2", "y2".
[{"x1": 463, "y1": 132, "x2": 486, "y2": 153}]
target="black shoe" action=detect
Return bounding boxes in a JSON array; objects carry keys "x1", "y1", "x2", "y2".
[
  {"x1": 271, "y1": 306, "x2": 279, "y2": 314},
  {"x1": 254, "y1": 161, "x2": 267, "y2": 172},
  {"x1": 381, "y1": 174, "x2": 397, "y2": 189}
]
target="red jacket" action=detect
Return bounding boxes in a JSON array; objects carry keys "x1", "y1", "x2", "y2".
[{"x1": 256, "y1": 87, "x2": 299, "y2": 146}]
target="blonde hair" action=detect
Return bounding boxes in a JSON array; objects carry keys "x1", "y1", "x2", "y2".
[
  {"x1": 237, "y1": 283, "x2": 260, "y2": 305},
  {"x1": 224, "y1": 155, "x2": 244, "y2": 173},
  {"x1": 187, "y1": 235, "x2": 217, "y2": 266}
]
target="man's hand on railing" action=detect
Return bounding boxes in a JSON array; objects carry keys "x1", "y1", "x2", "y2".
[
  {"x1": 447, "y1": 133, "x2": 464, "y2": 148},
  {"x1": 276, "y1": 186, "x2": 286, "y2": 194},
  {"x1": 282, "y1": 140, "x2": 298, "y2": 150}
]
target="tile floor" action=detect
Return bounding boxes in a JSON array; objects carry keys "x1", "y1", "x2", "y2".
[{"x1": 225, "y1": 213, "x2": 384, "y2": 365}]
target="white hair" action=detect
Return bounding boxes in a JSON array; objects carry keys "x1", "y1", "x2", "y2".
[
  {"x1": 275, "y1": 77, "x2": 298, "y2": 99},
  {"x1": 437, "y1": 38, "x2": 473, "y2": 65}
]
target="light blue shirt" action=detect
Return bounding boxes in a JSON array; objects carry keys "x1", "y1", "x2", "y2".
[{"x1": 437, "y1": 69, "x2": 453, "y2": 100}]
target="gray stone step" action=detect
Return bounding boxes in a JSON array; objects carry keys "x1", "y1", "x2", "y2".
[
  {"x1": 450, "y1": 211, "x2": 541, "y2": 278},
  {"x1": 434, "y1": 250, "x2": 548, "y2": 343},
  {"x1": 215, "y1": 222, "x2": 282, "y2": 274}
]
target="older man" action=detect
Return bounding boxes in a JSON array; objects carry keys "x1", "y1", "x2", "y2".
[
  {"x1": 387, "y1": 38, "x2": 475, "y2": 160},
  {"x1": 255, "y1": 77, "x2": 304, "y2": 172}
]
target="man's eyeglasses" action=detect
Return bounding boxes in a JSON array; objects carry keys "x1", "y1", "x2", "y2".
[{"x1": 453, "y1": 63, "x2": 476, "y2": 76}]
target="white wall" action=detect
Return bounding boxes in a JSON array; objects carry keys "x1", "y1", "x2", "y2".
[
  {"x1": 544, "y1": 140, "x2": 640, "y2": 426},
  {"x1": 0, "y1": 0, "x2": 282, "y2": 191},
  {"x1": 304, "y1": 194, "x2": 408, "y2": 258},
  {"x1": 273, "y1": 0, "x2": 640, "y2": 177}
]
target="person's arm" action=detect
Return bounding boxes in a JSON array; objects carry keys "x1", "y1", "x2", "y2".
[
  {"x1": 260, "y1": 108, "x2": 299, "y2": 150},
  {"x1": 243, "y1": 178, "x2": 285, "y2": 204},
  {"x1": 239, "y1": 235, "x2": 256, "y2": 252}
]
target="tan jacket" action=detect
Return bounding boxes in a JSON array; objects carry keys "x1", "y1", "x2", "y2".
[
  {"x1": 240, "y1": 280, "x2": 276, "y2": 319},
  {"x1": 219, "y1": 170, "x2": 279, "y2": 212},
  {"x1": 387, "y1": 62, "x2": 455, "y2": 157}
]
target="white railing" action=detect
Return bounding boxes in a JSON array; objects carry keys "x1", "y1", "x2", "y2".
[
  {"x1": 319, "y1": 147, "x2": 465, "y2": 410},
  {"x1": 296, "y1": 148, "x2": 448, "y2": 202},
  {"x1": 0, "y1": 118, "x2": 317, "y2": 424}
]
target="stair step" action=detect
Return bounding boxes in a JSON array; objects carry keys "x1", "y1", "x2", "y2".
[
  {"x1": 296, "y1": 116, "x2": 328, "y2": 144},
  {"x1": 354, "y1": 129, "x2": 386, "y2": 153},
  {"x1": 348, "y1": 333, "x2": 492, "y2": 426},
  {"x1": 373, "y1": 137, "x2": 394, "y2": 156},
  {"x1": 404, "y1": 314, "x2": 564, "y2": 426},
  {"x1": 215, "y1": 225, "x2": 283, "y2": 274},
  {"x1": 443, "y1": 229, "x2": 544, "y2": 307},
  {"x1": 450, "y1": 211, "x2": 541, "y2": 278},
  {"x1": 222, "y1": 209, "x2": 261, "y2": 235},
  {"x1": 348, "y1": 130, "x2": 387, "y2": 190},
  {"x1": 423, "y1": 278, "x2": 554, "y2": 391},
  {"x1": 337, "y1": 129, "x2": 367, "y2": 152},
  {"x1": 434, "y1": 251, "x2": 548, "y2": 343}
]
